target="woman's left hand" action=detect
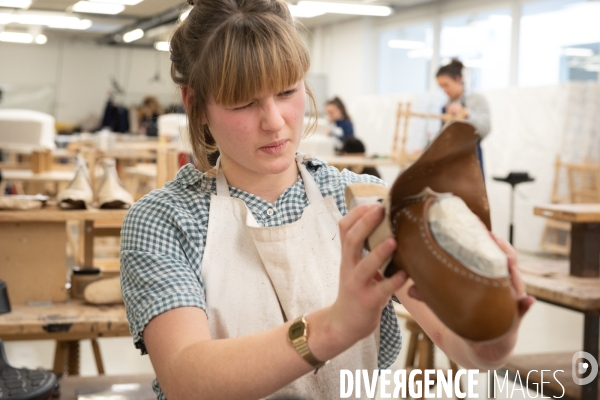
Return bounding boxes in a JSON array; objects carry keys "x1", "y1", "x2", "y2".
[
  {"x1": 446, "y1": 103, "x2": 470, "y2": 119},
  {"x1": 464, "y1": 233, "x2": 535, "y2": 366},
  {"x1": 404, "y1": 231, "x2": 535, "y2": 367},
  {"x1": 490, "y1": 232, "x2": 535, "y2": 318}
]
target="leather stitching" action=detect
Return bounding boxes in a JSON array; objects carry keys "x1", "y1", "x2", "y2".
[{"x1": 397, "y1": 202, "x2": 509, "y2": 288}]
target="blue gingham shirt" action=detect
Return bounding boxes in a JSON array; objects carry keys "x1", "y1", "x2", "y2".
[{"x1": 120, "y1": 157, "x2": 401, "y2": 398}]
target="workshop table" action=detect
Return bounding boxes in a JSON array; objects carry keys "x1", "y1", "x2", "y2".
[
  {"x1": 0, "y1": 169, "x2": 76, "y2": 195},
  {"x1": 320, "y1": 155, "x2": 399, "y2": 173},
  {"x1": 534, "y1": 204, "x2": 600, "y2": 277},
  {"x1": 502, "y1": 259, "x2": 600, "y2": 400},
  {"x1": 0, "y1": 300, "x2": 130, "y2": 376}
]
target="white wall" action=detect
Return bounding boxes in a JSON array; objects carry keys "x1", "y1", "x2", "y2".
[
  {"x1": 308, "y1": 17, "x2": 378, "y2": 105},
  {"x1": 0, "y1": 38, "x2": 178, "y2": 125}
]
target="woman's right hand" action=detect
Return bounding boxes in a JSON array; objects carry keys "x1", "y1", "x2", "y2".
[{"x1": 329, "y1": 203, "x2": 408, "y2": 345}]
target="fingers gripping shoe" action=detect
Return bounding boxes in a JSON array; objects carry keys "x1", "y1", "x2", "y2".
[
  {"x1": 345, "y1": 121, "x2": 518, "y2": 342},
  {"x1": 57, "y1": 155, "x2": 93, "y2": 209},
  {"x1": 96, "y1": 159, "x2": 133, "y2": 209}
]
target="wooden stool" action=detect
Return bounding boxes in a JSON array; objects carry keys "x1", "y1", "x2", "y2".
[{"x1": 396, "y1": 307, "x2": 463, "y2": 399}]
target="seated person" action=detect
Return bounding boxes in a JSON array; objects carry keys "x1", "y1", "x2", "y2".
[
  {"x1": 341, "y1": 137, "x2": 381, "y2": 179},
  {"x1": 326, "y1": 97, "x2": 354, "y2": 142}
]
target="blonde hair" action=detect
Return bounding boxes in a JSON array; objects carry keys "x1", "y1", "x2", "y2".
[{"x1": 170, "y1": 0, "x2": 317, "y2": 171}]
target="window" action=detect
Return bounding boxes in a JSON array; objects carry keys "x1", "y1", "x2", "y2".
[
  {"x1": 377, "y1": 22, "x2": 434, "y2": 95},
  {"x1": 519, "y1": 0, "x2": 600, "y2": 86},
  {"x1": 440, "y1": 8, "x2": 512, "y2": 92}
]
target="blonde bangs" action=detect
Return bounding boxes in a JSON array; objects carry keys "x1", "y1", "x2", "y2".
[{"x1": 206, "y1": 15, "x2": 310, "y2": 106}]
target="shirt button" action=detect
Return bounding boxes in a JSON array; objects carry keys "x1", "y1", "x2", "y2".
[{"x1": 267, "y1": 208, "x2": 274, "y2": 216}]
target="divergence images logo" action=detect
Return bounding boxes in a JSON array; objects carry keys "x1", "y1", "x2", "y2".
[{"x1": 572, "y1": 351, "x2": 599, "y2": 386}]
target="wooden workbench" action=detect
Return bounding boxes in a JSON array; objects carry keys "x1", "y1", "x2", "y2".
[
  {"x1": 534, "y1": 204, "x2": 600, "y2": 278},
  {"x1": 321, "y1": 155, "x2": 399, "y2": 172},
  {"x1": 506, "y1": 259, "x2": 600, "y2": 400},
  {"x1": 0, "y1": 300, "x2": 129, "y2": 341},
  {"x1": 0, "y1": 300, "x2": 130, "y2": 376}
]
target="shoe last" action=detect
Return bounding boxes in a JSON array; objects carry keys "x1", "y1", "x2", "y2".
[
  {"x1": 57, "y1": 155, "x2": 93, "y2": 209},
  {"x1": 96, "y1": 158, "x2": 133, "y2": 209}
]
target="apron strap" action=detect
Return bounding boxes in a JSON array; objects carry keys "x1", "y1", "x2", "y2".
[
  {"x1": 215, "y1": 157, "x2": 231, "y2": 198},
  {"x1": 295, "y1": 153, "x2": 324, "y2": 204},
  {"x1": 214, "y1": 154, "x2": 324, "y2": 204}
]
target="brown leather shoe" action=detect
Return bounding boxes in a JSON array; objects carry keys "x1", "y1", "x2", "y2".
[{"x1": 345, "y1": 121, "x2": 518, "y2": 342}]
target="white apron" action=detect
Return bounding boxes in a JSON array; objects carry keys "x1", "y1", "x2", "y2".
[{"x1": 201, "y1": 154, "x2": 379, "y2": 399}]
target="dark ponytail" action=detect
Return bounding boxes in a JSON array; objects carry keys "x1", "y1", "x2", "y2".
[{"x1": 436, "y1": 58, "x2": 463, "y2": 80}]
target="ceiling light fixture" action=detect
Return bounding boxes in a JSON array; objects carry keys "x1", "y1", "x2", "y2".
[
  {"x1": 0, "y1": 0, "x2": 31, "y2": 9},
  {"x1": 0, "y1": 31, "x2": 33, "y2": 43},
  {"x1": 288, "y1": 4, "x2": 325, "y2": 18},
  {"x1": 154, "y1": 41, "x2": 169, "y2": 51},
  {"x1": 71, "y1": 1, "x2": 125, "y2": 15},
  {"x1": 407, "y1": 48, "x2": 433, "y2": 58},
  {"x1": 123, "y1": 28, "x2": 143, "y2": 43},
  {"x1": 291, "y1": 1, "x2": 392, "y2": 17},
  {"x1": 88, "y1": 0, "x2": 144, "y2": 5},
  {"x1": 0, "y1": 12, "x2": 92, "y2": 29},
  {"x1": 179, "y1": 9, "x2": 190, "y2": 21},
  {"x1": 35, "y1": 34, "x2": 47, "y2": 44},
  {"x1": 388, "y1": 39, "x2": 426, "y2": 49}
]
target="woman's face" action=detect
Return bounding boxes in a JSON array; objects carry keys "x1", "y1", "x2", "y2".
[
  {"x1": 436, "y1": 75, "x2": 463, "y2": 100},
  {"x1": 325, "y1": 103, "x2": 342, "y2": 122},
  {"x1": 204, "y1": 80, "x2": 306, "y2": 177}
]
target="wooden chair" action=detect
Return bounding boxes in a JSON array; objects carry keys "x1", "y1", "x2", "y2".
[
  {"x1": 391, "y1": 102, "x2": 465, "y2": 168},
  {"x1": 540, "y1": 156, "x2": 571, "y2": 256},
  {"x1": 567, "y1": 160, "x2": 600, "y2": 203}
]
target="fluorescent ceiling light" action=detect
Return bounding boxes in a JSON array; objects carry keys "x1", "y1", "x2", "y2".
[
  {"x1": 563, "y1": 48, "x2": 593, "y2": 57},
  {"x1": 123, "y1": 28, "x2": 143, "y2": 43},
  {"x1": 0, "y1": 12, "x2": 92, "y2": 29},
  {"x1": 180, "y1": 9, "x2": 190, "y2": 21},
  {"x1": 154, "y1": 41, "x2": 169, "y2": 51},
  {"x1": 35, "y1": 34, "x2": 47, "y2": 44},
  {"x1": 89, "y1": 0, "x2": 143, "y2": 4},
  {"x1": 288, "y1": 4, "x2": 325, "y2": 18},
  {"x1": 0, "y1": 31, "x2": 32, "y2": 43},
  {"x1": 0, "y1": 0, "x2": 31, "y2": 8},
  {"x1": 388, "y1": 39, "x2": 425, "y2": 49},
  {"x1": 407, "y1": 48, "x2": 433, "y2": 58},
  {"x1": 292, "y1": 1, "x2": 392, "y2": 17},
  {"x1": 71, "y1": 1, "x2": 125, "y2": 14}
]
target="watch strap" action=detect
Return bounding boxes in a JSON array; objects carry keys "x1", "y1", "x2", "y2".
[{"x1": 290, "y1": 315, "x2": 326, "y2": 370}]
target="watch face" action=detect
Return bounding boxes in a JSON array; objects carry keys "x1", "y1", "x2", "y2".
[{"x1": 289, "y1": 322, "x2": 305, "y2": 340}]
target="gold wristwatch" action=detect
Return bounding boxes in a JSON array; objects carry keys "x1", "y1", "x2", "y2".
[{"x1": 288, "y1": 315, "x2": 327, "y2": 371}]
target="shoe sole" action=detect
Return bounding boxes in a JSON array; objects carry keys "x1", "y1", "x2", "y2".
[
  {"x1": 100, "y1": 200, "x2": 130, "y2": 209},
  {"x1": 59, "y1": 199, "x2": 87, "y2": 210}
]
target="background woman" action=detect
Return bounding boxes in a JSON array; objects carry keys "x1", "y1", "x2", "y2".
[
  {"x1": 436, "y1": 59, "x2": 491, "y2": 177},
  {"x1": 325, "y1": 96, "x2": 354, "y2": 143}
]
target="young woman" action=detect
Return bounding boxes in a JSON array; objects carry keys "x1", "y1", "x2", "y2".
[
  {"x1": 120, "y1": 2, "x2": 533, "y2": 399},
  {"x1": 436, "y1": 59, "x2": 491, "y2": 177},
  {"x1": 325, "y1": 96, "x2": 355, "y2": 142}
]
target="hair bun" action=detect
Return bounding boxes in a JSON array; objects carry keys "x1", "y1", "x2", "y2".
[{"x1": 450, "y1": 58, "x2": 463, "y2": 68}]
